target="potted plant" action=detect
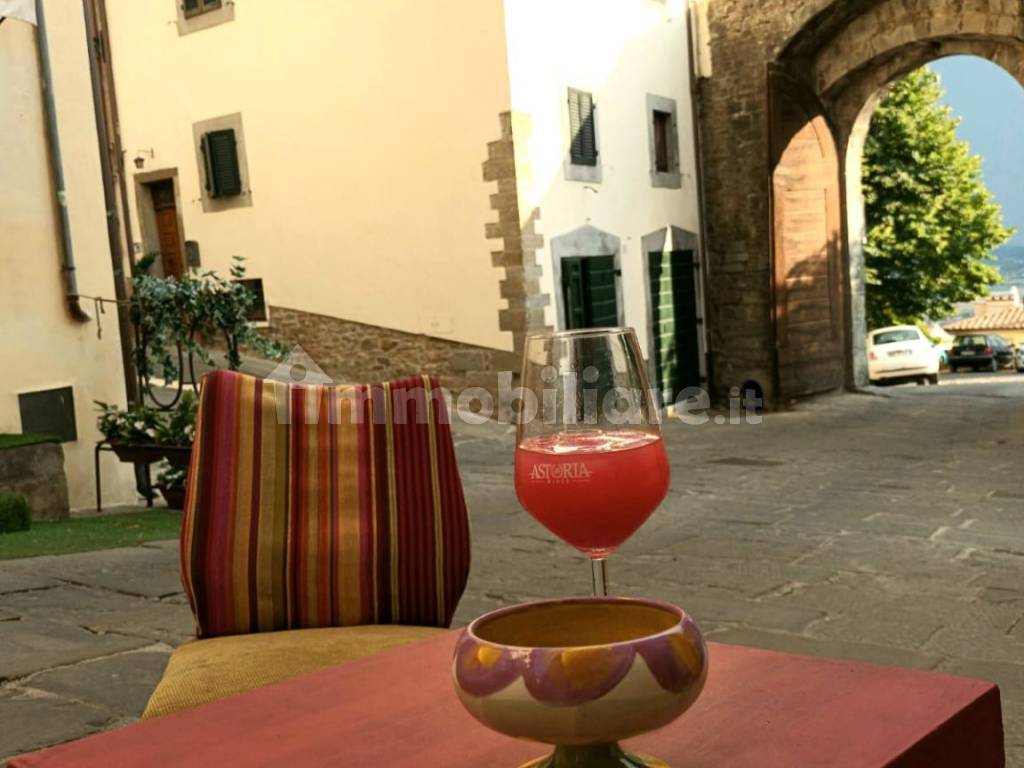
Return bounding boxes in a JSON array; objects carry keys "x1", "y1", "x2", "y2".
[
  {"x1": 156, "y1": 392, "x2": 197, "y2": 468},
  {"x1": 94, "y1": 402, "x2": 166, "y2": 464},
  {"x1": 155, "y1": 464, "x2": 187, "y2": 510}
]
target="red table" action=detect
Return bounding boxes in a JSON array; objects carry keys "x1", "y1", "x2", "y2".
[{"x1": 12, "y1": 634, "x2": 1004, "y2": 767}]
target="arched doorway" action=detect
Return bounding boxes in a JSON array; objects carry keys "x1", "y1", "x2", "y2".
[{"x1": 767, "y1": 0, "x2": 1024, "y2": 398}]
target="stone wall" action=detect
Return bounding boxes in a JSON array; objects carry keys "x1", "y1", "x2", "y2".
[
  {"x1": 265, "y1": 306, "x2": 518, "y2": 399},
  {"x1": 483, "y1": 112, "x2": 552, "y2": 355},
  {"x1": 0, "y1": 443, "x2": 70, "y2": 521}
]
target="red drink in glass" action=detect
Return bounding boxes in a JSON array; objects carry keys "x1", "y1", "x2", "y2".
[{"x1": 514, "y1": 429, "x2": 670, "y2": 558}]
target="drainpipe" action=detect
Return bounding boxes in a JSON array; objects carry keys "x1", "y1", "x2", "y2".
[
  {"x1": 685, "y1": 2, "x2": 714, "y2": 395},
  {"x1": 83, "y1": 0, "x2": 140, "y2": 403},
  {"x1": 34, "y1": 0, "x2": 91, "y2": 323}
]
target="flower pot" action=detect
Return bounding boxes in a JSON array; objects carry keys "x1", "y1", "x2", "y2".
[
  {"x1": 158, "y1": 484, "x2": 187, "y2": 510},
  {"x1": 162, "y1": 445, "x2": 193, "y2": 469},
  {"x1": 109, "y1": 443, "x2": 166, "y2": 465}
]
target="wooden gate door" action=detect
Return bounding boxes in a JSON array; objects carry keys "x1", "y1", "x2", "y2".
[
  {"x1": 769, "y1": 68, "x2": 846, "y2": 397},
  {"x1": 150, "y1": 180, "x2": 185, "y2": 278}
]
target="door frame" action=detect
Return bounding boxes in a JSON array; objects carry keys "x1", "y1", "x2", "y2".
[
  {"x1": 549, "y1": 225, "x2": 625, "y2": 331},
  {"x1": 134, "y1": 168, "x2": 187, "y2": 278}
]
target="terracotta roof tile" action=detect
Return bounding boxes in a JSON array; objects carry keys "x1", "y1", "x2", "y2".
[{"x1": 944, "y1": 307, "x2": 1024, "y2": 332}]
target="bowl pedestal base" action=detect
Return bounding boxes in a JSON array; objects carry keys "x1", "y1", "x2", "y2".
[{"x1": 519, "y1": 744, "x2": 669, "y2": 768}]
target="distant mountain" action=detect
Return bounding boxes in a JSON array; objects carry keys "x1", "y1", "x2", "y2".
[{"x1": 994, "y1": 245, "x2": 1024, "y2": 291}]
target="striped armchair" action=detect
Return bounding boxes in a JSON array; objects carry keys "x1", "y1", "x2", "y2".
[{"x1": 144, "y1": 370, "x2": 471, "y2": 718}]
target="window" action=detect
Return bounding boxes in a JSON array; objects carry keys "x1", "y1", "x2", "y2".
[
  {"x1": 183, "y1": 0, "x2": 222, "y2": 19},
  {"x1": 653, "y1": 110, "x2": 672, "y2": 172},
  {"x1": 177, "y1": 0, "x2": 233, "y2": 36},
  {"x1": 201, "y1": 129, "x2": 242, "y2": 199},
  {"x1": 568, "y1": 88, "x2": 598, "y2": 167},
  {"x1": 872, "y1": 329, "x2": 921, "y2": 345},
  {"x1": 234, "y1": 278, "x2": 268, "y2": 323},
  {"x1": 646, "y1": 95, "x2": 682, "y2": 189},
  {"x1": 193, "y1": 113, "x2": 251, "y2": 212},
  {"x1": 19, "y1": 387, "x2": 77, "y2": 443}
]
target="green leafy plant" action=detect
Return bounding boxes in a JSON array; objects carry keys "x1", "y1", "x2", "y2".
[
  {"x1": 155, "y1": 392, "x2": 197, "y2": 447},
  {"x1": 132, "y1": 256, "x2": 286, "y2": 388},
  {"x1": 94, "y1": 402, "x2": 161, "y2": 444},
  {"x1": 0, "y1": 494, "x2": 31, "y2": 534},
  {"x1": 862, "y1": 67, "x2": 1012, "y2": 328},
  {"x1": 156, "y1": 463, "x2": 187, "y2": 490}
]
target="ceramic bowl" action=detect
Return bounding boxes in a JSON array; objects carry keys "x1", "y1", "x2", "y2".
[{"x1": 452, "y1": 597, "x2": 707, "y2": 767}]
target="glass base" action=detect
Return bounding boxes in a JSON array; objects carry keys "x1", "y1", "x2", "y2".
[{"x1": 519, "y1": 744, "x2": 668, "y2": 768}]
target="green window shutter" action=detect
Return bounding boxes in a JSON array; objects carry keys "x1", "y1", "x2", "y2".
[
  {"x1": 648, "y1": 250, "x2": 701, "y2": 404},
  {"x1": 562, "y1": 258, "x2": 588, "y2": 330},
  {"x1": 561, "y1": 255, "x2": 619, "y2": 330},
  {"x1": 202, "y1": 129, "x2": 242, "y2": 198},
  {"x1": 584, "y1": 255, "x2": 618, "y2": 328},
  {"x1": 568, "y1": 89, "x2": 597, "y2": 166},
  {"x1": 184, "y1": 0, "x2": 200, "y2": 13}
]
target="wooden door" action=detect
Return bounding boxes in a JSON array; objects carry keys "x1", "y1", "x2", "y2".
[
  {"x1": 150, "y1": 180, "x2": 184, "y2": 278},
  {"x1": 769, "y1": 69, "x2": 846, "y2": 397},
  {"x1": 649, "y1": 250, "x2": 701, "y2": 404}
]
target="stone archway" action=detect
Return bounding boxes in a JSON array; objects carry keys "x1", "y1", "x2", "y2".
[{"x1": 699, "y1": 0, "x2": 1024, "y2": 403}]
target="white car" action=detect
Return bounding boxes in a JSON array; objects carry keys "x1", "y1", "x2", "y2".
[{"x1": 867, "y1": 326, "x2": 940, "y2": 386}]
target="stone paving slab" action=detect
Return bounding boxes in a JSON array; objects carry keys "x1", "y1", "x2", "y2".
[
  {"x1": 0, "y1": 618, "x2": 151, "y2": 682},
  {"x1": 0, "y1": 585, "x2": 194, "y2": 644},
  {"x1": 0, "y1": 688, "x2": 112, "y2": 764},
  {"x1": 24, "y1": 648, "x2": 172, "y2": 720},
  {"x1": 1, "y1": 547, "x2": 183, "y2": 599}
]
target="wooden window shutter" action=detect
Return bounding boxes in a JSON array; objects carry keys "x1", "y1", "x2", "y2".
[
  {"x1": 201, "y1": 129, "x2": 242, "y2": 198},
  {"x1": 568, "y1": 88, "x2": 597, "y2": 166}
]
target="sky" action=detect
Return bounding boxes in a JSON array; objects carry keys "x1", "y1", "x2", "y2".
[{"x1": 931, "y1": 56, "x2": 1024, "y2": 246}]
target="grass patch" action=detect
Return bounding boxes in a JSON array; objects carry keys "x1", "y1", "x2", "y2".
[
  {"x1": 0, "y1": 433, "x2": 59, "y2": 450},
  {"x1": 0, "y1": 510, "x2": 181, "y2": 560}
]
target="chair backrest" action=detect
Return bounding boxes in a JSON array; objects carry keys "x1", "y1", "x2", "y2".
[{"x1": 180, "y1": 369, "x2": 471, "y2": 639}]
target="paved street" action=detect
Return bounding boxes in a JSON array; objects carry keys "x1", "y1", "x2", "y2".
[{"x1": 2, "y1": 371, "x2": 1023, "y2": 764}]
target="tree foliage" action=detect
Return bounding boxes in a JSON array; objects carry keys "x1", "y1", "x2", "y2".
[{"x1": 862, "y1": 66, "x2": 1010, "y2": 328}]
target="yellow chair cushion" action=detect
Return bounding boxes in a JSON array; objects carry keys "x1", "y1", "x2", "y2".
[{"x1": 143, "y1": 625, "x2": 446, "y2": 719}]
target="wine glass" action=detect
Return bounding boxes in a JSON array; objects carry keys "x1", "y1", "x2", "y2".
[{"x1": 513, "y1": 328, "x2": 670, "y2": 596}]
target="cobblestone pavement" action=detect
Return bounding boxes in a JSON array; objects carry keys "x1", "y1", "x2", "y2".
[{"x1": 2, "y1": 371, "x2": 1023, "y2": 763}]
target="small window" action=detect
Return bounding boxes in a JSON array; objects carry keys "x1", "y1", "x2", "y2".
[
  {"x1": 647, "y1": 95, "x2": 681, "y2": 189},
  {"x1": 234, "y1": 278, "x2": 268, "y2": 323},
  {"x1": 18, "y1": 387, "x2": 77, "y2": 443},
  {"x1": 183, "y1": 0, "x2": 222, "y2": 18},
  {"x1": 201, "y1": 129, "x2": 242, "y2": 198},
  {"x1": 568, "y1": 88, "x2": 598, "y2": 167},
  {"x1": 653, "y1": 110, "x2": 672, "y2": 173}
]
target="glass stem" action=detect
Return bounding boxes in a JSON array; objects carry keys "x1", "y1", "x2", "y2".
[{"x1": 591, "y1": 557, "x2": 608, "y2": 597}]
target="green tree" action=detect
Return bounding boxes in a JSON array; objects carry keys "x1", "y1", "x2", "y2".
[{"x1": 862, "y1": 66, "x2": 1010, "y2": 329}]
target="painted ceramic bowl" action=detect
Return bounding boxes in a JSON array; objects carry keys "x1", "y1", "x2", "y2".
[{"x1": 453, "y1": 598, "x2": 707, "y2": 767}]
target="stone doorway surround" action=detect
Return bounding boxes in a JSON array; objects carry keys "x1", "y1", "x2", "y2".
[
  {"x1": 549, "y1": 224, "x2": 625, "y2": 331},
  {"x1": 698, "y1": 0, "x2": 1024, "y2": 404}
]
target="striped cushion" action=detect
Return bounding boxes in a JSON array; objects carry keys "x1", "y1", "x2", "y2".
[{"x1": 181, "y1": 369, "x2": 471, "y2": 639}]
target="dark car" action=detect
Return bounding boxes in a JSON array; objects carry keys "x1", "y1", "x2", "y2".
[{"x1": 949, "y1": 334, "x2": 1015, "y2": 372}]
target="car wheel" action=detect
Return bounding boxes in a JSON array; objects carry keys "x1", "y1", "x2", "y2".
[{"x1": 929, "y1": 374, "x2": 939, "y2": 385}]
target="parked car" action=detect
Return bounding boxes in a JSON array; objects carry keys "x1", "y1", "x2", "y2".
[
  {"x1": 867, "y1": 326, "x2": 940, "y2": 386},
  {"x1": 949, "y1": 334, "x2": 1015, "y2": 372},
  {"x1": 1016, "y1": 344, "x2": 1024, "y2": 373}
]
